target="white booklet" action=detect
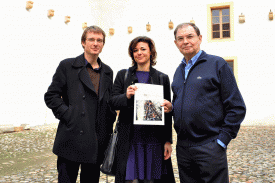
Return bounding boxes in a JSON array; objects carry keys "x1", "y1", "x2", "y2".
[{"x1": 134, "y1": 83, "x2": 164, "y2": 125}]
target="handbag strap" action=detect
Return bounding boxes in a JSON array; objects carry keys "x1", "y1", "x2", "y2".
[
  {"x1": 160, "y1": 74, "x2": 164, "y2": 85},
  {"x1": 124, "y1": 69, "x2": 129, "y2": 83},
  {"x1": 114, "y1": 69, "x2": 129, "y2": 132},
  {"x1": 123, "y1": 69, "x2": 129, "y2": 91}
]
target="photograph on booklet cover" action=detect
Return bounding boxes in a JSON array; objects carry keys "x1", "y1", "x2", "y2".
[{"x1": 134, "y1": 83, "x2": 164, "y2": 125}]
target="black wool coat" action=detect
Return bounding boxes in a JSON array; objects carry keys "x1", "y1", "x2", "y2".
[
  {"x1": 44, "y1": 53, "x2": 116, "y2": 164},
  {"x1": 110, "y1": 65, "x2": 175, "y2": 183}
]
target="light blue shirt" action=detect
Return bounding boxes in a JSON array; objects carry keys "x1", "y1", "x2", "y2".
[
  {"x1": 181, "y1": 50, "x2": 227, "y2": 149},
  {"x1": 182, "y1": 50, "x2": 202, "y2": 79}
]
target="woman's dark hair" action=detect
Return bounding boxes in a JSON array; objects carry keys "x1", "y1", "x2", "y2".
[{"x1": 128, "y1": 36, "x2": 157, "y2": 66}]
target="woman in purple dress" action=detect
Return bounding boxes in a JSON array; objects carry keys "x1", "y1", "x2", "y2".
[{"x1": 110, "y1": 36, "x2": 175, "y2": 183}]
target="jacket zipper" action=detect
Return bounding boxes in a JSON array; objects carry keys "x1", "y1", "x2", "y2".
[{"x1": 179, "y1": 60, "x2": 203, "y2": 133}]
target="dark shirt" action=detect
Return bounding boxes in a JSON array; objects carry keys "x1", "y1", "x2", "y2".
[{"x1": 85, "y1": 59, "x2": 101, "y2": 95}]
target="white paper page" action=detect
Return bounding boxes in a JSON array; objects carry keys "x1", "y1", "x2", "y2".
[{"x1": 134, "y1": 83, "x2": 164, "y2": 125}]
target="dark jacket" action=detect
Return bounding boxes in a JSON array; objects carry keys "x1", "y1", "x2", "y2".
[
  {"x1": 110, "y1": 65, "x2": 175, "y2": 183},
  {"x1": 44, "y1": 53, "x2": 116, "y2": 164},
  {"x1": 172, "y1": 50, "x2": 246, "y2": 147}
]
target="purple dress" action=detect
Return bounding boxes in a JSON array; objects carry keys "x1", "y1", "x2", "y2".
[{"x1": 125, "y1": 71, "x2": 167, "y2": 181}]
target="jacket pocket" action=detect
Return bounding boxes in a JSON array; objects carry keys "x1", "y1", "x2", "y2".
[{"x1": 62, "y1": 104, "x2": 75, "y2": 129}]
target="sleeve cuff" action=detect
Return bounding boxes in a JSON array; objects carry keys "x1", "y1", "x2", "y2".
[
  {"x1": 218, "y1": 131, "x2": 232, "y2": 146},
  {"x1": 55, "y1": 104, "x2": 69, "y2": 120},
  {"x1": 217, "y1": 139, "x2": 227, "y2": 149}
]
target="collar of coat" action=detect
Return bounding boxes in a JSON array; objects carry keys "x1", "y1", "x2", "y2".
[
  {"x1": 72, "y1": 53, "x2": 112, "y2": 74},
  {"x1": 71, "y1": 53, "x2": 113, "y2": 101}
]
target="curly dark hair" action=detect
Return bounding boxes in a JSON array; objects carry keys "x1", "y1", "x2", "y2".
[{"x1": 128, "y1": 36, "x2": 157, "y2": 66}]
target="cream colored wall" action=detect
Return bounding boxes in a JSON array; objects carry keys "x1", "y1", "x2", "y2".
[
  {"x1": 0, "y1": 0, "x2": 96, "y2": 126},
  {"x1": 94, "y1": 0, "x2": 275, "y2": 126},
  {"x1": 1, "y1": 0, "x2": 274, "y2": 126}
]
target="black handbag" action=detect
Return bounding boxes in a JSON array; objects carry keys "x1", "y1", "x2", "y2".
[
  {"x1": 100, "y1": 119, "x2": 119, "y2": 176},
  {"x1": 100, "y1": 69, "x2": 128, "y2": 177}
]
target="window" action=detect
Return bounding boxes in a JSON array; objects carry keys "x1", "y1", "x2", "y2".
[
  {"x1": 207, "y1": 2, "x2": 234, "y2": 42},
  {"x1": 226, "y1": 60, "x2": 234, "y2": 72},
  {"x1": 224, "y1": 56, "x2": 238, "y2": 83},
  {"x1": 212, "y1": 8, "x2": 230, "y2": 39}
]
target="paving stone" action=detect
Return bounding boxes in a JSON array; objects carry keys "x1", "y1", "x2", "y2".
[{"x1": 0, "y1": 124, "x2": 274, "y2": 182}]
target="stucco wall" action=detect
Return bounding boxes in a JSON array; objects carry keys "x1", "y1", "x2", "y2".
[{"x1": 1, "y1": 0, "x2": 274, "y2": 126}]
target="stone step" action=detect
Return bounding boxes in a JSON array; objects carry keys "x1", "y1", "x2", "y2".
[
  {"x1": 0, "y1": 124, "x2": 31, "y2": 134},
  {"x1": 0, "y1": 125, "x2": 15, "y2": 133}
]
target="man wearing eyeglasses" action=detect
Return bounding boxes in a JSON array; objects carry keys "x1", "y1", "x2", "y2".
[
  {"x1": 44, "y1": 26, "x2": 116, "y2": 183},
  {"x1": 163, "y1": 23, "x2": 246, "y2": 183}
]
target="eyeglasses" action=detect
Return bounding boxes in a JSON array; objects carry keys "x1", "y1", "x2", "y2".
[
  {"x1": 176, "y1": 34, "x2": 196, "y2": 42},
  {"x1": 86, "y1": 38, "x2": 104, "y2": 43}
]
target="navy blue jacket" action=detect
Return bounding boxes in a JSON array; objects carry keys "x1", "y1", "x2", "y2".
[{"x1": 172, "y1": 50, "x2": 246, "y2": 147}]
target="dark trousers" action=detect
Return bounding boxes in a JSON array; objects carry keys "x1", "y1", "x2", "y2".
[
  {"x1": 57, "y1": 156, "x2": 101, "y2": 183},
  {"x1": 176, "y1": 140, "x2": 229, "y2": 183}
]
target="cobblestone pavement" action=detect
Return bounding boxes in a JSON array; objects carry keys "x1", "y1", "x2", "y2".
[{"x1": 0, "y1": 124, "x2": 274, "y2": 183}]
